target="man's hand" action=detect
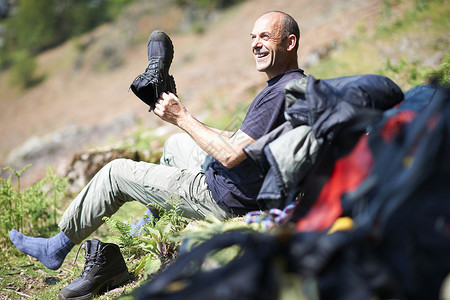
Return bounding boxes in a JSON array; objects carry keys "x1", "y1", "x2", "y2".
[{"x1": 153, "y1": 92, "x2": 187, "y2": 126}]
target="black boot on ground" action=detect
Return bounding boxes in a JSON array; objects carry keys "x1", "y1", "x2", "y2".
[
  {"x1": 130, "y1": 30, "x2": 177, "y2": 111},
  {"x1": 58, "y1": 238, "x2": 131, "y2": 300}
]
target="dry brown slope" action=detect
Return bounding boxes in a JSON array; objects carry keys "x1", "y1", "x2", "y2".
[{"x1": 0, "y1": 0, "x2": 384, "y2": 185}]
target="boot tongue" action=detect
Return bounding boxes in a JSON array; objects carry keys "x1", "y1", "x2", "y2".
[
  {"x1": 89, "y1": 238, "x2": 103, "y2": 253},
  {"x1": 84, "y1": 238, "x2": 103, "y2": 256},
  {"x1": 81, "y1": 239, "x2": 104, "y2": 275}
]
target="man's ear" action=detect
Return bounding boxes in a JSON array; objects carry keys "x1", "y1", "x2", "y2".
[{"x1": 286, "y1": 34, "x2": 297, "y2": 52}]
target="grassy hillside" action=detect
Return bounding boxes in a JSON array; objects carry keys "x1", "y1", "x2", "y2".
[
  {"x1": 0, "y1": 0, "x2": 449, "y2": 298},
  {"x1": 307, "y1": 0, "x2": 450, "y2": 89}
]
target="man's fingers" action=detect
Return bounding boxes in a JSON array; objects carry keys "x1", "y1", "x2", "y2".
[
  {"x1": 161, "y1": 92, "x2": 180, "y2": 103},
  {"x1": 154, "y1": 94, "x2": 173, "y2": 115},
  {"x1": 155, "y1": 93, "x2": 168, "y2": 109},
  {"x1": 160, "y1": 92, "x2": 172, "y2": 101},
  {"x1": 153, "y1": 98, "x2": 164, "y2": 115}
]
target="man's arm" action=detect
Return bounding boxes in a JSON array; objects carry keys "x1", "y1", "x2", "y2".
[
  {"x1": 206, "y1": 126, "x2": 234, "y2": 139},
  {"x1": 154, "y1": 92, "x2": 254, "y2": 168}
]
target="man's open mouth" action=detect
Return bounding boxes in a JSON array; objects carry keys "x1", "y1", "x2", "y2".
[{"x1": 255, "y1": 52, "x2": 268, "y2": 59}]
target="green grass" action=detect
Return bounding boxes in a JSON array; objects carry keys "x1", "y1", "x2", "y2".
[
  {"x1": 0, "y1": 171, "x2": 147, "y2": 299},
  {"x1": 307, "y1": 41, "x2": 384, "y2": 79},
  {"x1": 307, "y1": 0, "x2": 450, "y2": 91}
]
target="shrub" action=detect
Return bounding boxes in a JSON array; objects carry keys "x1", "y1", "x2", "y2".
[
  {"x1": 7, "y1": 50, "x2": 40, "y2": 89},
  {"x1": 0, "y1": 165, "x2": 67, "y2": 248},
  {"x1": 103, "y1": 200, "x2": 189, "y2": 278}
]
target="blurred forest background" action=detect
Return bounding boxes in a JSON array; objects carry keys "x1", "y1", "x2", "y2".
[{"x1": 0, "y1": 0, "x2": 449, "y2": 187}]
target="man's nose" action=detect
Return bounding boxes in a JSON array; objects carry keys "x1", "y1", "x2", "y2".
[{"x1": 251, "y1": 37, "x2": 261, "y2": 49}]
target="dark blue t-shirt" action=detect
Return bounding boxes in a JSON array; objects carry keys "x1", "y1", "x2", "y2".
[{"x1": 205, "y1": 69, "x2": 306, "y2": 216}]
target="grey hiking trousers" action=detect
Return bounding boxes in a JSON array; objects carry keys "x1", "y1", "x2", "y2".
[{"x1": 59, "y1": 133, "x2": 231, "y2": 244}]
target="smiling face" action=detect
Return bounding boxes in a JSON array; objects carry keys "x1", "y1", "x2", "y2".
[{"x1": 251, "y1": 12, "x2": 292, "y2": 79}]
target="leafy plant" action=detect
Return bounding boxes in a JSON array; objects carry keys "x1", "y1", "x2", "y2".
[
  {"x1": 378, "y1": 57, "x2": 431, "y2": 89},
  {"x1": 0, "y1": 165, "x2": 67, "y2": 249},
  {"x1": 7, "y1": 50, "x2": 42, "y2": 89},
  {"x1": 175, "y1": 215, "x2": 266, "y2": 253},
  {"x1": 428, "y1": 52, "x2": 450, "y2": 86},
  {"x1": 103, "y1": 199, "x2": 189, "y2": 278},
  {"x1": 377, "y1": 52, "x2": 450, "y2": 90},
  {"x1": 172, "y1": 215, "x2": 268, "y2": 270}
]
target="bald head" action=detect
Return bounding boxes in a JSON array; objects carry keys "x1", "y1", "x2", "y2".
[
  {"x1": 259, "y1": 11, "x2": 300, "y2": 52},
  {"x1": 251, "y1": 11, "x2": 299, "y2": 79}
]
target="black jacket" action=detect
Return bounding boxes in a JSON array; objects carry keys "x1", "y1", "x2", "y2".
[{"x1": 244, "y1": 74, "x2": 404, "y2": 209}]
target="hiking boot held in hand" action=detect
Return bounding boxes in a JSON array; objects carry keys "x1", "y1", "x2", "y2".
[
  {"x1": 130, "y1": 30, "x2": 177, "y2": 111},
  {"x1": 58, "y1": 239, "x2": 131, "y2": 300}
]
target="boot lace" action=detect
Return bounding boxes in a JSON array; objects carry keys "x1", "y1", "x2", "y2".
[
  {"x1": 73, "y1": 244, "x2": 105, "y2": 277},
  {"x1": 132, "y1": 59, "x2": 163, "y2": 84}
]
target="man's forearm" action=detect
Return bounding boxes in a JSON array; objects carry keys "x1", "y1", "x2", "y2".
[
  {"x1": 178, "y1": 114, "x2": 249, "y2": 168},
  {"x1": 206, "y1": 126, "x2": 233, "y2": 139}
]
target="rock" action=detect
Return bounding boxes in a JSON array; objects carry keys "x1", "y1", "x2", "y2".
[{"x1": 63, "y1": 147, "x2": 162, "y2": 194}]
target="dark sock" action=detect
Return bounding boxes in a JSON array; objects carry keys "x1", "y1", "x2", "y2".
[{"x1": 9, "y1": 230, "x2": 75, "y2": 270}]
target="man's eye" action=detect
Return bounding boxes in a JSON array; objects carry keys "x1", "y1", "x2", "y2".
[{"x1": 262, "y1": 35, "x2": 270, "y2": 41}]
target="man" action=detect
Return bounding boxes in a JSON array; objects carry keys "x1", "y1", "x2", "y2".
[{"x1": 9, "y1": 10, "x2": 306, "y2": 298}]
